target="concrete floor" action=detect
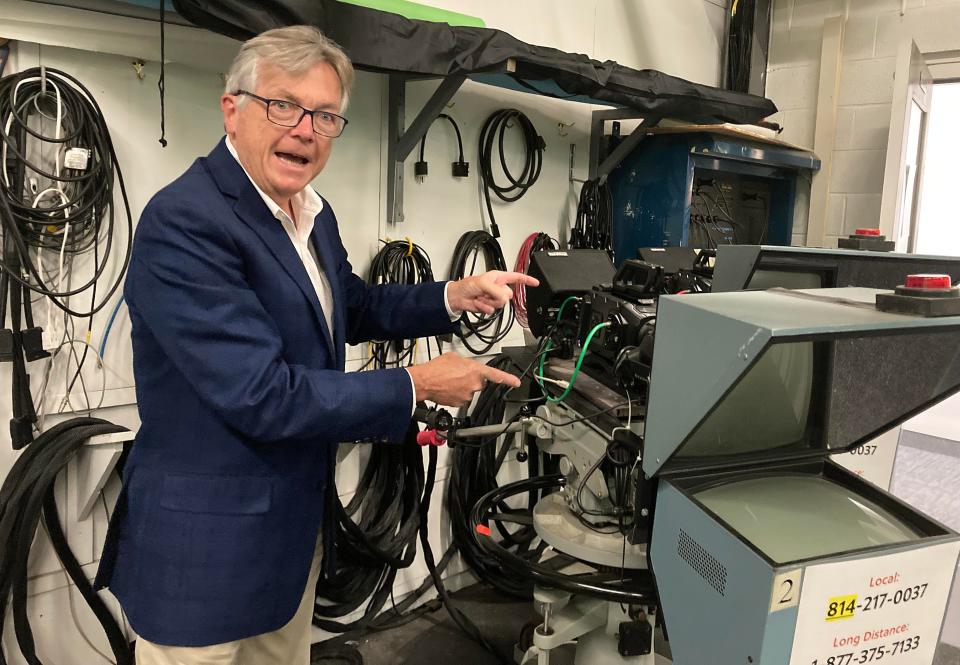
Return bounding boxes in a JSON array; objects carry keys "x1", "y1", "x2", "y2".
[
  {"x1": 312, "y1": 585, "x2": 537, "y2": 665},
  {"x1": 937, "y1": 644, "x2": 960, "y2": 665},
  {"x1": 892, "y1": 430, "x2": 960, "y2": 657}
]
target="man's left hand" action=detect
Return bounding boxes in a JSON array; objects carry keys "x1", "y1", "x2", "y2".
[{"x1": 448, "y1": 271, "x2": 540, "y2": 315}]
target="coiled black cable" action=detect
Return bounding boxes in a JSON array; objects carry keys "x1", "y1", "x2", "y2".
[
  {"x1": 363, "y1": 239, "x2": 442, "y2": 369},
  {"x1": 0, "y1": 66, "x2": 133, "y2": 317},
  {"x1": 478, "y1": 109, "x2": 544, "y2": 238},
  {"x1": 314, "y1": 425, "x2": 505, "y2": 663},
  {"x1": 571, "y1": 177, "x2": 613, "y2": 254},
  {"x1": 0, "y1": 66, "x2": 131, "y2": 447},
  {"x1": 313, "y1": 240, "x2": 453, "y2": 637},
  {"x1": 449, "y1": 230, "x2": 514, "y2": 355},
  {"x1": 0, "y1": 417, "x2": 132, "y2": 665},
  {"x1": 446, "y1": 355, "x2": 544, "y2": 600},
  {"x1": 470, "y1": 475, "x2": 656, "y2": 605},
  {"x1": 313, "y1": 427, "x2": 425, "y2": 632}
]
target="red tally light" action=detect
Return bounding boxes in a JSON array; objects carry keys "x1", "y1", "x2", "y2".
[
  {"x1": 855, "y1": 228, "x2": 882, "y2": 236},
  {"x1": 475, "y1": 524, "x2": 491, "y2": 537},
  {"x1": 905, "y1": 274, "x2": 952, "y2": 290}
]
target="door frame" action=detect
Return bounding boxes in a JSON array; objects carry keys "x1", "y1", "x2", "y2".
[{"x1": 878, "y1": 39, "x2": 933, "y2": 252}]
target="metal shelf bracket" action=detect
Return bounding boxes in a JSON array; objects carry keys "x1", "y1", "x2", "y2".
[
  {"x1": 588, "y1": 109, "x2": 661, "y2": 181},
  {"x1": 386, "y1": 73, "x2": 467, "y2": 225}
]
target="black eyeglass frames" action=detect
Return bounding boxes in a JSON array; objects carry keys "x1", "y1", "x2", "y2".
[{"x1": 234, "y1": 90, "x2": 348, "y2": 138}]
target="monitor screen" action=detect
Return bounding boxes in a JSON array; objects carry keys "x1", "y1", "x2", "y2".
[
  {"x1": 669, "y1": 328, "x2": 960, "y2": 470},
  {"x1": 747, "y1": 268, "x2": 825, "y2": 290},
  {"x1": 677, "y1": 341, "x2": 815, "y2": 459},
  {"x1": 695, "y1": 474, "x2": 920, "y2": 563}
]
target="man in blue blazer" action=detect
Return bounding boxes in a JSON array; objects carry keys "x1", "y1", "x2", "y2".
[{"x1": 95, "y1": 25, "x2": 535, "y2": 664}]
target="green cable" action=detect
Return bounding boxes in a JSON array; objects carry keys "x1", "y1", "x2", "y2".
[
  {"x1": 533, "y1": 295, "x2": 579, "y2": 398},
  {"x1": 555, "y1": 295, "x2": 580, "y2": 323},
  {"x1": 538, "y1": 321, "x2": 611, "y2": 403}
]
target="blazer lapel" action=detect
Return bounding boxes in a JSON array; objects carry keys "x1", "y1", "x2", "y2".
[
  {"x1": 309, "y1": 211, "x2": 345, "y2": 370},
  {"x1": 205, "y1": 139, "x2": 336, "y2": 354}
]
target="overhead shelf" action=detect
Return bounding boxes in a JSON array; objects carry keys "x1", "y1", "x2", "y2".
[
  {"x1": 174, "y1": 0, "x2": 775, "y2": 123},
  {"x1": 171, "y1": 0, "x2": 781, "y2": 224}
]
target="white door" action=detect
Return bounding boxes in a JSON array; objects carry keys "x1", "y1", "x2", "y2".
[{"x1": 879, "y1": 40, "x2": 933, "y2": 252}]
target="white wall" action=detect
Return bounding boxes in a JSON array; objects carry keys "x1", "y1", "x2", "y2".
[
  {"x1": 425, "y1": 0, "x2": 730, "y2": 87},
  {"x1": 0, "y1": 1, "x2": 727, "y2": 662},
  {"x1": 766, "y1": 0, "x2": 960, "y2": 247}
]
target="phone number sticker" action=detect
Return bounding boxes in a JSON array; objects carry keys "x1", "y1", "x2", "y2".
[
  {"x1": 812, "y1": 634, "x2": 921, "y2": 664},
  {"x1": 825, "y1": 594, "x2": 858, "y2": 622},
  {"x1": 788, "y1": 542, "x2": 960, "y2": 665}
]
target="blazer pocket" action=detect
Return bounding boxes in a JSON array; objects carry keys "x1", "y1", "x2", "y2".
[{"x1": 159, "y1": 473, "x2": 272, "y2": 515}]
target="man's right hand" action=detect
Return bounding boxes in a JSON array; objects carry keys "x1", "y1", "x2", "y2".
[{"x1": 406, "y1": 352, "x2": 521, "y2": 407}]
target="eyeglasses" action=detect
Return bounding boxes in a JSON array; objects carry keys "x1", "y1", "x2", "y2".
[{"x1": 233, "y1": 90, "x2": 348, "y2": 138}]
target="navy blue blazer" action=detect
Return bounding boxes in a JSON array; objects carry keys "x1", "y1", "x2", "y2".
[{"x1": 94, "y1": 138, "x2": 456, "y2": 646}]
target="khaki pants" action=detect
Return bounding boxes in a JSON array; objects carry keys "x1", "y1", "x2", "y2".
[{"x1": 135, "y1": 537, "x2": 323, "y2": 665}]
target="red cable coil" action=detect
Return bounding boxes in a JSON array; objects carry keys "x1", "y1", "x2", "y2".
[{"x1": 512, "y1": 232, "x2": 541, "y2": 328}]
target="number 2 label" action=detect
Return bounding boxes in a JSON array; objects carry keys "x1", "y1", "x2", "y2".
[{"x1": 771, "y1": 569, "x2": 803, "y2": 612}]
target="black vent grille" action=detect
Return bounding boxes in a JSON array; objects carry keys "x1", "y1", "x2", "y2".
[{"x1": 677, "y1": 529, "x2": 727, "y2": 595}]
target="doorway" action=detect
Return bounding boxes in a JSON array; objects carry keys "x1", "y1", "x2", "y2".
[{"x1": 914, "y1": 81, "x2": 960, "y2": 256}]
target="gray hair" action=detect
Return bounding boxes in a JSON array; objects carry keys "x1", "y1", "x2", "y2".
[{"x1": 224, "y1": 25, "x2": 355, "y2": 112}]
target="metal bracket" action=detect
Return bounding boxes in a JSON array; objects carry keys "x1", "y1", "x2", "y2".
[
  {"x1": 569, "y1": 143, "x2": 586, "y2": 184},
  {"x1": 76, "y1": 430, "x2": 134, "y2": 521},
  {"x1": 532, "y1": 596, "x2": 607, "y2": 652},
  {"x1": 587, "y1": 108, "x2": 662, "y2": 181},
  {"x1": 386, "y1": 73, "x2": 467, "y2": 225}
]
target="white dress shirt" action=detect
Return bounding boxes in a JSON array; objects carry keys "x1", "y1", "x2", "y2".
[
  {"x1": 226, "y1": 138, "x2": 336, "y2": 337},
  {"x1": 225, "y1": 138, "x2": 457, "y2": 414}
]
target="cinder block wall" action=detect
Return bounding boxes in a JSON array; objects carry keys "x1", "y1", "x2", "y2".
[{"x1": 766, "y1": 0, "x2": 960, "y2": 246}]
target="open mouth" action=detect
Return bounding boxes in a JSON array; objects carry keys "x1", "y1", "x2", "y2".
[{"x1": 276, "y1": 151, "x2": 309, "y2": 166}]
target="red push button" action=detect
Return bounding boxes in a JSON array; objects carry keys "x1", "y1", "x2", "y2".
[
  {"x1": 905, "y1": 274, "x2": 952, "y2": 290},
  {"x1": 855, "y1": 228, "x2": 882, "y2": 236}
]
